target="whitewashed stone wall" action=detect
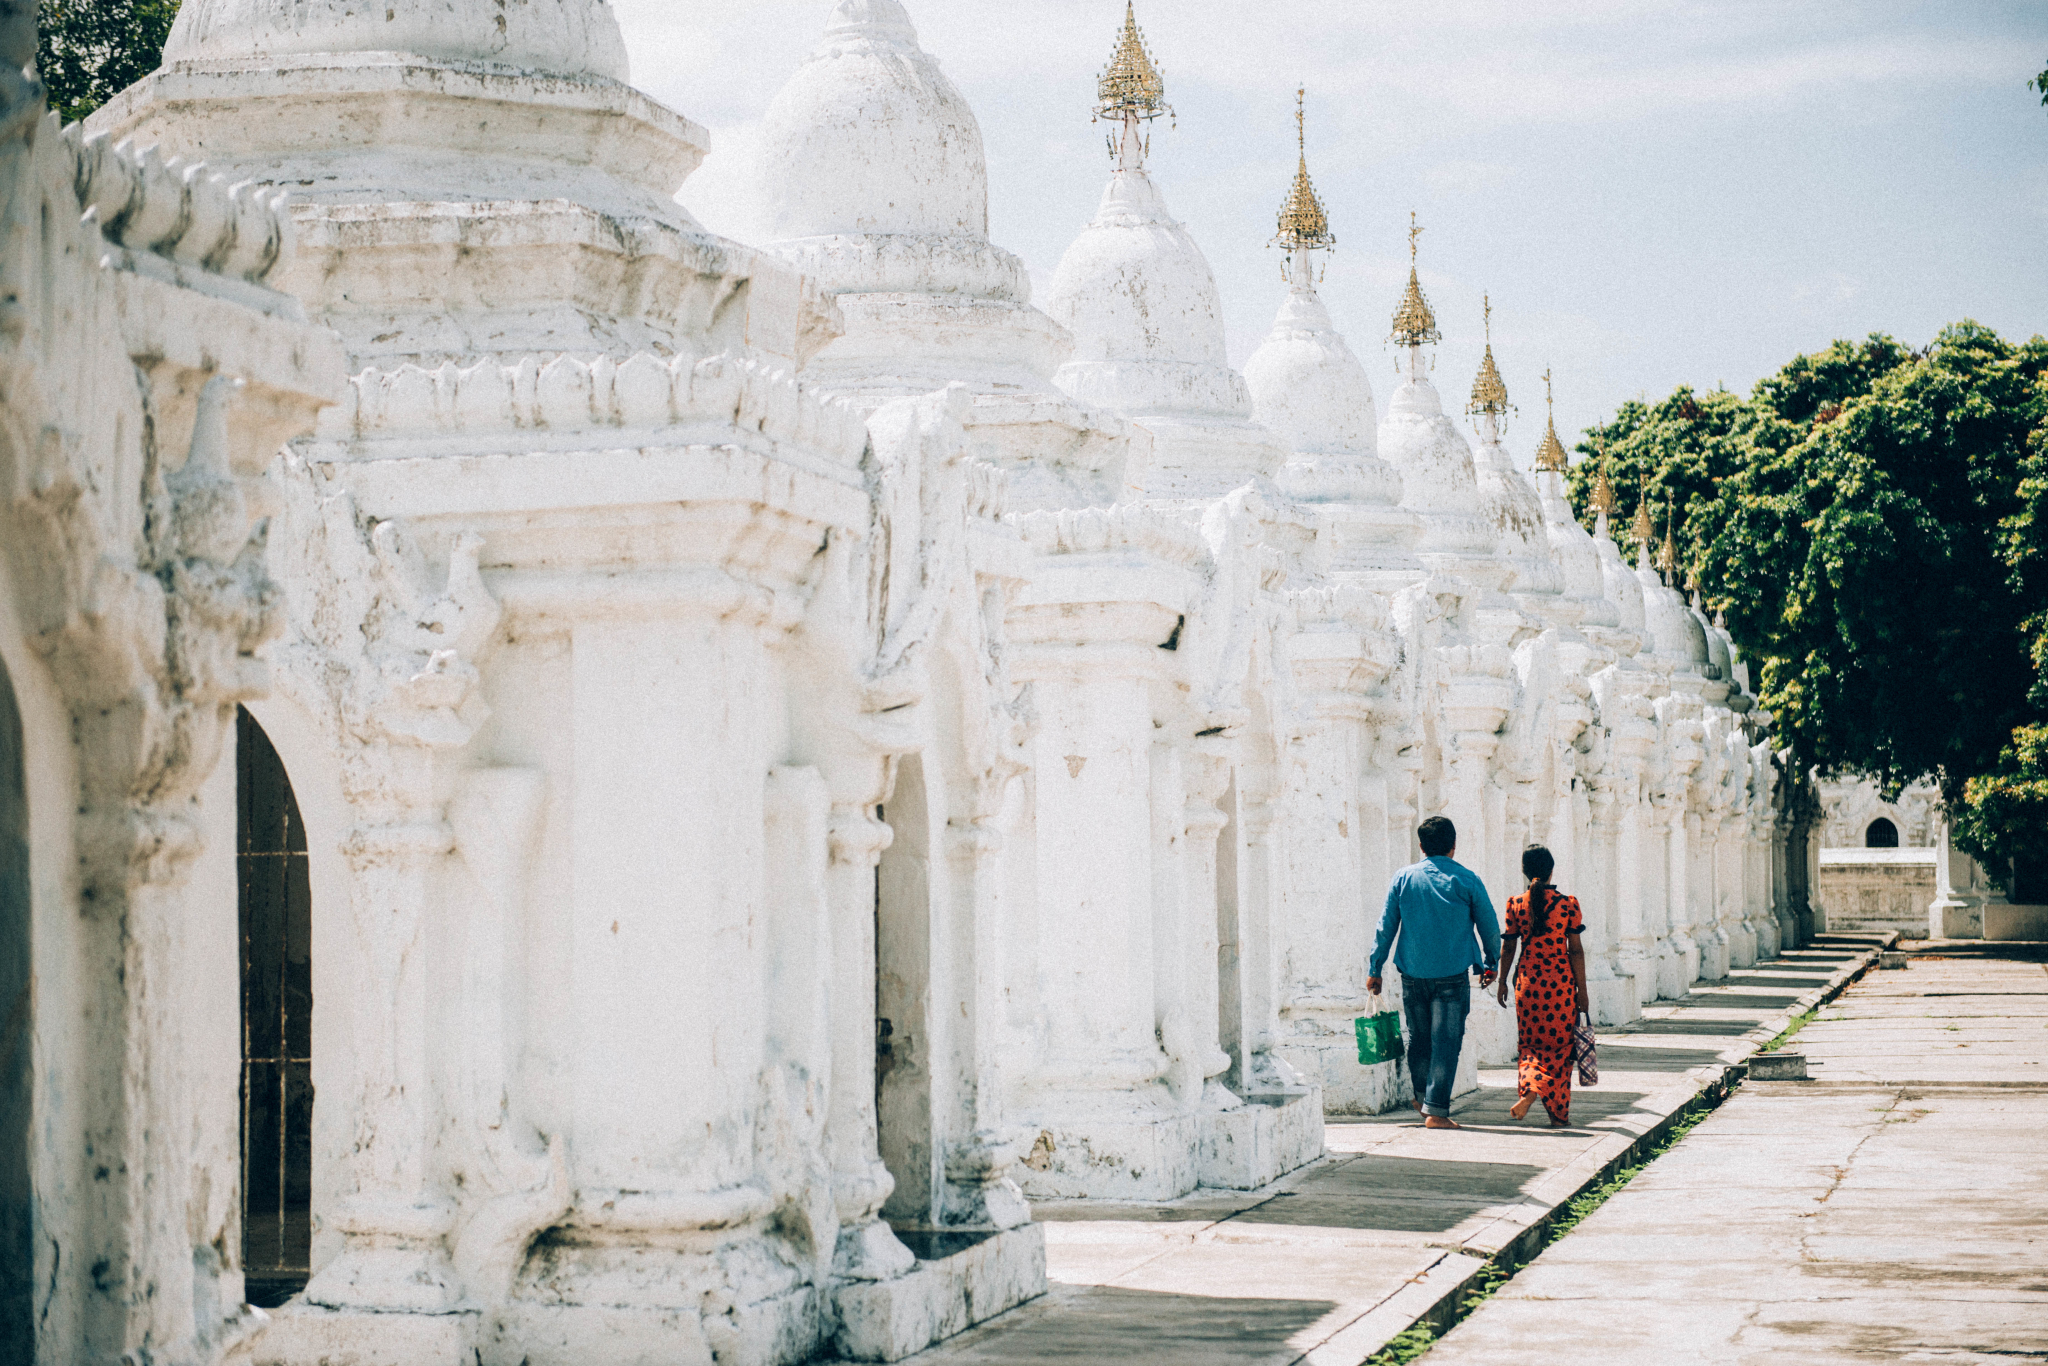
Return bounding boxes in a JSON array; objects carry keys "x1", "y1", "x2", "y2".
[
  {"x1": 0, "y1": 7, "x2": 344, "y2": 1357},
  {"x1": 5, "y1": 1, "x2": 1797, "y2": 1363}
]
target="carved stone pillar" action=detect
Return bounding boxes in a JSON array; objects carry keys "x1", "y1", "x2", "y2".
[
  {"x1": 1179, "y1": 747, "x2": 1238, "y2": 1101},
  {"x1": 939, "y1": 816, "x2": 1031, "y2": 1231},
  {"x1": 1645, "y1": 789, "x2": 1684, "y2": 999},
  {"x1": 825, "y1": 807, "x2": 914, "y2": 1277},
  {"x1": 1613, "y1": 755, "x2": 1656, "y2": 1008},
  {"x1": 307, "y1": 812, "x2": 463, "y2": 1313}
]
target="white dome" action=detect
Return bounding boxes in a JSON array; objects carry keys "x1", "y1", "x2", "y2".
[
  {"x1": 1377, "y1": 377, "x2": 1494, "y2": 555},
  {"x1": 1473, "y1": 433, "x2": 1563, "y2": 597},
  {"x1": 1244, "y1": 285, "x2": 1377, "y2": 458},
  {"x1": 164, "y1": 0, "x2": 629, "y2": 79},
  {"x1": 760, "y1": 0, "x2": 989, "y2": 245},
  {"x1": 1596, "y1": 542, "x2": 1648, "y2": 634},
  {"x1": 1046, "y1": 168, "x2": 1244, "y2": 415},
  {"x1": 1535, "y1": 472, "x2": 1619, "y2": 627},
  {"x1": 1638, "y1": 567, "x2": 1704, "y2": 665}
]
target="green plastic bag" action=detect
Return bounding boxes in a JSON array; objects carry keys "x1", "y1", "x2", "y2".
[{"x1": 1354, "y1": 1005, "x2": 1404, "y2": 1065}]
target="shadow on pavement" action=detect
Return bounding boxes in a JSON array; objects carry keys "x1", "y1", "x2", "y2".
[
  {"x1": 1592, "y1": 1045, "x2": 1727, "y2": 1071},
  {"x1": 916, "y1": 1284, "x2": 1341, "y2": 1364},
  {"x1": 1614, "y1": 1018, "x2": 1757, "y2": 1036}
]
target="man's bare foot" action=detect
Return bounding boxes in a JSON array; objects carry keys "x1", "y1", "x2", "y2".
[
  {"x1": 1423, "y1": 1114, "x2": 1461, "y2": 1130},
  {"x1": 1508, "y1": 1095, "x2": 1534, "y2": 1120}
]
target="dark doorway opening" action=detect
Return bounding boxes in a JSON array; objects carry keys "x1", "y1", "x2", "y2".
[
  {"x1": 1, "y1": 658, "x2": 32, "y2": 1362},
  {"x1": 237, "y1": 707, "x2": 313, "y2": 1308},
  {"x1": 1864, "y1": 818, "x2": 1899, "y2": 849}
]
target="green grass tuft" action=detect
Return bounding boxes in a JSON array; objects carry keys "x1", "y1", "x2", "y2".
[{"x1": 1760, "y1": 1008, "x2": 1817, "y2": 1053}]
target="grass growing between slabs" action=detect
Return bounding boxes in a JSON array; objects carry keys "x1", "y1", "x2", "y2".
[
  {"x1": 1363, "y1": 1091, "x2": 1728, "y2": 1365},
  {"x1": 1760, "y1": 1007, "x2": 1818, "y2": 1053}
]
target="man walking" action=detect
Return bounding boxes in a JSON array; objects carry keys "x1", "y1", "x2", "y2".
[{"x1": 1366, "y1": 816, "x2": 1501, "y2": 1130}]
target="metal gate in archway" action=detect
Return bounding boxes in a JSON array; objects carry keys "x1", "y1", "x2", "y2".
[{"x1": 237, "y1": 706, "x2": 312, "y2": 1308}]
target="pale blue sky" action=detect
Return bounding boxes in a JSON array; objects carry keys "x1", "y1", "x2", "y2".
[{"x1": 615, "y1": 0, "x2": 2047, "y2": 465}]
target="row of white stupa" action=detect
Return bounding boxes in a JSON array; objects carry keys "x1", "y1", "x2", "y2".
[{"x1": 12, "y1": 0, "x2": 1797, "y2": 1363}]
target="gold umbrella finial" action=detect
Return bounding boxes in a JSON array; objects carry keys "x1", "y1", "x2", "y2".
[
  {"x1": 1591, "y1": 436, "x2": 1618, "y2": 518},
  {"x1": 1096, "y1": 1, "x2": 1170, "y2": 125},
  {"x1": 1657, "y1": 498, "x2": 1678, "y2": 575},
  {"x1": 1390, "y1": 210, "x2": 1441, "y2": 346},
  {"x1": 1630, "y1": 498, "x2": 1654, "y2": 546},
  {"x1": 1272, "y1": 85, "x2": 1334, "y2": 254},
  {"x1": 1533, "y1": 364, "x2": 1570, "y2": 471},
  {"x1": 1468, "y1": 293, "x2": 1510, "y2": 418}
]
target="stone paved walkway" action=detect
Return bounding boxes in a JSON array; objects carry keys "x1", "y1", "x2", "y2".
[
  {"x1": 870, "y1": 938, "x2": 1884, "y2": 1365},
  {"x1": 1426, "y1": 944, "x2": 2048, "y2": 1364}
]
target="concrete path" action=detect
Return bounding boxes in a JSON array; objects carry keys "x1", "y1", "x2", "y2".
[
  {"x1": 1426, "y1": 944, "x2": 2048, "y2": 1364},
  {"x1": 868, "y1": 939, "x2": 1883, "y2": 1366}
]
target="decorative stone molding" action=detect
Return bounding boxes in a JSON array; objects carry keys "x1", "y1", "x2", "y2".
[
  {"x1": 0, "y1": 78, "x2": 342, "y2": 1364},
  {"x1": 332, "y1": 351, "x2": 870, "y2": 464},
  {"x1": 65, "y1": 128, "x2": 293, "y2": 287}
]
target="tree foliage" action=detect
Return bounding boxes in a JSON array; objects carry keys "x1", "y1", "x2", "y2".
[
  {"x1": 1568, "y1": 323, "x2": 2048, "y2": 889},
  {"x1": 36, "y1": 0, "x2": 178, "y2": 123}
]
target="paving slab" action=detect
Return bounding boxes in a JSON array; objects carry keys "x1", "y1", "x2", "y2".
[
  {"x1": 861, "y1": 937, "x2": 1887, "y2": 1365},
  {"x1": 1426, "y1": 948, "x2": 2048, "y2": 1364}
]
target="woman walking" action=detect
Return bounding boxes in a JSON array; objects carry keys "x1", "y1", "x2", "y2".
[{"x1": 1495, "y1": 845, "x2": 1589, "y2": 1126}]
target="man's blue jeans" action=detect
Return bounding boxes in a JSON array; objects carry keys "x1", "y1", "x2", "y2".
[{"x1": 1402, "y1": 971, "x2": 1471, "y2": 1118}]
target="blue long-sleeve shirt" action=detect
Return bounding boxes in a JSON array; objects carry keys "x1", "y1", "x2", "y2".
[{"x1": 1368, "y1": 856, "x2": 1501, "y2": 980}]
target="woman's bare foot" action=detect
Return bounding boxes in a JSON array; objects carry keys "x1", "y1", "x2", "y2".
[
  {"x1": 1423, "y1": 1114, "x2": 1462, "y2": 1130},
  {"x1": 1508, "y1": 1095, "x2": 1534, "y2": 1121}
]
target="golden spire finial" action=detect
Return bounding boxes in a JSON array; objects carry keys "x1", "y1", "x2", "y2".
[
  {"x1": 1630, "y1": 498, "x2": 1654, "y2": 545},
  {"x1": 1532, "y1": 366, "x2": 1569, "y2": 472},
  {"x1": 1390, "y1": 210, "x2": 1441, "y2": 347},
  {"x1": 1657, "y1": 498, "x2": 1678, "y2": 574},
  {"x1": 1296, "y1": 85, "x2": 1305, "y2": 154},
  {"x1": 1591, "y1": 435, "x2": 1618, "y2": 518},
  {"x1": 1467, "y1": 293, "x2": 1509, "y2": 417},
  {"x1": 1096, "y1": 1, "x2": 1170, "y2": 125},
  {"x1": 1272, "y1": 85, "x2": 1334, "y2": 254}
]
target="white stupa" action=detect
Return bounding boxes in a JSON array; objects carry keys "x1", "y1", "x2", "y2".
[
  {"x1": 1374, "y1": 218, "x2": 1506, "y2": 587},
  {"x1": 1534, "y1": 419, "x2": 1626, "y2": 638},
  {"x1": 1636, "y1": 504, "x2": 1713, "y2": 678},
  {"x1": 102, "y1": 0, "x2": 813, "y2": 368},
  {"x1": 753, "y1": 0, "x2": 1142, "y2": 507},
  {"x1": 1242, "y1": 93, "x2": 1421, "y2": 584},
  {"x1": 1466, "y1": 313, "x2": 1568, "y2": 606},
  {"x1": 1045, "y1": 5, "x2": 1286, "y2": 501},
  {"x1": 1593, "y1": 485, "x2": 1653, "y2": 648}
]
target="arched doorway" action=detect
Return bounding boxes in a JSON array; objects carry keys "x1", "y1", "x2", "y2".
[
  {"x1": 237, "y1": 706, "x2": 313, "y2": 1307},
  {"x1": 1865, "y1": 818, "x2": 1899, "y2": 849},
  {"x1": 1, "y1": 658, "x2": 31, "y2": 1360}
]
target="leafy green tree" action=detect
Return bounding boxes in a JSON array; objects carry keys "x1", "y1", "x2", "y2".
[
  {"x1": 1952, "y1": 725, "x2": 2048, "y2": 894},
  {"x1": 36, "y1": 0, "x2": 178, "y2": 123},
  {"x1": 2033, "y1": 61, "x2": 2047, "y2": 106},
  {"x1": 1570, "y1": 324, "x2": 2048, "y2": 890}
]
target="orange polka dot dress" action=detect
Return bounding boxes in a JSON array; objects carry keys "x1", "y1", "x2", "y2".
[{"x1": 1506, "y1": 888, "x2": 1584, "y2": 1124}]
